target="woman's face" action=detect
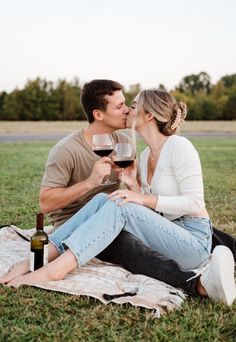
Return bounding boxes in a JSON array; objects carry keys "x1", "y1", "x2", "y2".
[{"x1": 126, "y1": 95, "x2": 139, "y2": 129}]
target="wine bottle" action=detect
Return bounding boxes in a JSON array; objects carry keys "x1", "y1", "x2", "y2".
[{"x1": 30, "y1": 213, "x2": 49, "y2": 271}]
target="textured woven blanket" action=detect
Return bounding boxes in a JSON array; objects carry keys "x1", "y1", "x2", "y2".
[{"x1": 0, "y1": 225, "x2": 185, "y2": 318}]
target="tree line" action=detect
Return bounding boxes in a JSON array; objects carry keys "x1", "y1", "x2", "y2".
[{"x1": 0, "y1": 72, "x2": 235, "y2": 121}]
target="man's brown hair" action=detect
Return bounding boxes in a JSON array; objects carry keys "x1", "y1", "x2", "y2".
[{"x1": 81, "y1": 79, "x2": 123, "y2": 123}]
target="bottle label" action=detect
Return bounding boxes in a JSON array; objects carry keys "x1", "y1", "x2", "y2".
[
  {"x1": 29, "y1": 244, "x2": 49, "y2": 271},
  {"x1": 43, "y1": 244, "x2": 49, "y2": 265},
  {"x1": 29, "y1": 251, "x2": 35, "y2": 272}
]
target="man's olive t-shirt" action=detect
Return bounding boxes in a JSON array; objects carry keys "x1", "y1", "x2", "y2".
[{"x1": 42, "y1": 129, "x2": 130, "y2": 228}]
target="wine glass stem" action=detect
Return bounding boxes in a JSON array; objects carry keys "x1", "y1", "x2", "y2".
[{"x1": 121, "y1": 169, "x2": 124, "y2": 187}]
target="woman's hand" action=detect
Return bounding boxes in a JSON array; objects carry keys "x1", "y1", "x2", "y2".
[
  {"x1": 112, "y1": 159, "x2": 139, "y2": 190},
  {"x1": 108, "y1": 190, "x2": 158, "y2": 209},
  {"x1": 108, "y1": 189, "x2": 146, "y2": 206}
]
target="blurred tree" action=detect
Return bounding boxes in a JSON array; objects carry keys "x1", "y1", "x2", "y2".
[
  {"x1": 177, "y1": 72, "x2": 212, "y2": 94},
  {"x1": 209, "y1": 81, "x2": 228, "y2": 120},
  {"x1": 0, "y1": 92, "x2": 7, "y2": 118},
  {"x1": 170, "y1": 89, "x2": 187, "y2": 102},
  {"x1": 1, "y1": 74, "x2": 236, "y2": 121},
  {"x1": 54, "y1": 79, "x2": 83, "y2": 120},
  {"x1": 198, "y1": 96, "x2": 218, "y2": 120},
  {"x1": 19, "y1": 78, "x2": 49, "y2": 120},
  {"x1": 1, "y1": 90, "x2": 23, "y2": 120},
  {"x1": 125, "y1": 83, "x2": 142, "y2": 106},
  {"x1": 223, "y1": 94, "x2": 236, "y2": 120},
  {"x1": 220, "y1": 74, "x2": 236, "y2": 89}
]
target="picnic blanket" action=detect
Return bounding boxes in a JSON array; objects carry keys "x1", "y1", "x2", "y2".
[{"x1": 0, "y1": 225, "x2": 186, "y2": 318}]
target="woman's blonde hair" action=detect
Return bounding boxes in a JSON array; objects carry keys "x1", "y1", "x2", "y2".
[{"x1": 136, "y1": 90, "x2": 187, "y2": 136}]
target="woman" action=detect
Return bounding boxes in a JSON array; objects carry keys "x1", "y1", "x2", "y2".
[{"x1": 1, "y1": 90, "x2": 235, "y2": 305}]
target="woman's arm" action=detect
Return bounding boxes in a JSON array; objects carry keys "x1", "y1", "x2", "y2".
[{"x1": 156, "y1": 138, "x2": 205, "y2": 216}]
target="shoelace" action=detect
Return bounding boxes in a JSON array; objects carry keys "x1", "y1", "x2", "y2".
[{"x1": 186, "y1": 257, "x2": 212, "y2": 282}]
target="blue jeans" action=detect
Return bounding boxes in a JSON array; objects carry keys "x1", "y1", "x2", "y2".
[{"x1": 49, "y1": 193, "x2": 212, "y2": 270}]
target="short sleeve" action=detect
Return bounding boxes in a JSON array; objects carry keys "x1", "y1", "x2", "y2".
[{"x1": 41, "y1": 145, "x2": 75, "y2": 188}]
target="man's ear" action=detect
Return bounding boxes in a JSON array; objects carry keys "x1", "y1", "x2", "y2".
[{"x1": 93, "y1": 110, "x2": 103, "y2": 122}]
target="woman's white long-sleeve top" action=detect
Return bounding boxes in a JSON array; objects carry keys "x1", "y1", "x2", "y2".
[{"x1": 139, "y1": 135, "x2": 206, "y2": 221}]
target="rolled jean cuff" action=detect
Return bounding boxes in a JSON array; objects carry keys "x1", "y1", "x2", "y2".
[
  {"x1": 61, "y1": 241, "x2": 81, "y2": 266},
  {"x1": 49, "y1": 236, "x2": 66, "y2": 255}
]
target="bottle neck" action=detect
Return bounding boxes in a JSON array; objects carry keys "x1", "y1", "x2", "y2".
[{"x1": 36, "y1": 213, "x2": 44, "y2": 230}]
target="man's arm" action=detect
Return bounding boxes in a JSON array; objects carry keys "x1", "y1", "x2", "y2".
[{"x1": 40, "y1": 157, "x2": 112, "y2": 213}]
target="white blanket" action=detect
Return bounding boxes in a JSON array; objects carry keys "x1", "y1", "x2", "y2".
[{"x1": 0, "y1": 225, "x2": 186, "y2": 318}]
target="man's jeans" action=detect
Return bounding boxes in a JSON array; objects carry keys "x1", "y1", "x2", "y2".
[
  {"x1": 97, "y1": 231, "x2": 199, "y2": 297},
  {"x1": 50, "y1": 193, "x2": 212, "y2": 271}
]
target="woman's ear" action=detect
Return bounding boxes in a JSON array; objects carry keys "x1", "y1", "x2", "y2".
[
  {"x1": 145, "y1": 112, "x2": 154, "y2": 122},
  {"x1": 93, "y1": 110, "x2": 103, "y2": 122}
]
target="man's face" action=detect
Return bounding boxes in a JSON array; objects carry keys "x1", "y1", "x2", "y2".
[{"x1": 101, "y1": 90, "x2": 129, "y2": 130}]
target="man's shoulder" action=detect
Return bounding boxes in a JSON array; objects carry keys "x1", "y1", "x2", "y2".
[
  {"x1": 56, "y1": 130, "x2": 83, "y2": 147},
  {"x1": 47, "y1": 130, "x2": 84, "y2": 161},
  {"x1": 50, "y1": 130, "x2": 83, "y2": 153}
]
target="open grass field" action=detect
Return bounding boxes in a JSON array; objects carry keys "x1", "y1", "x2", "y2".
[
  {"x1": 1, "y1": 120, "x2": 236, "y2": 134},
  {"x1": 0, "y1": 138, "x2": 236, "y2": 341}
]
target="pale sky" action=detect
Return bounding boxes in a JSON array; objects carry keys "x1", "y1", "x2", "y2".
[{"x1": 0, "y1": 0, "x2": 235, "y2": 92}]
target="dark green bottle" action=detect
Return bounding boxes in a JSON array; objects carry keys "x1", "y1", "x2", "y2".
[{"x1": 30, "y1": 213, "x2": 49, "y2": 271}]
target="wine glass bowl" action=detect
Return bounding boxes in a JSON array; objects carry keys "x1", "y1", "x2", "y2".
[
  {"x1": 92, "y1": 134, "x2": 116, "y2": 185},
  {"x1": 113, "y1": 143, "x2": 135, "y2": 186},
  {"x1": 113, "y1": 159, "x2": 134, "y2": 168},
  {"x1": 92, "y1": 134, "x2": 114, "y2": 157}
]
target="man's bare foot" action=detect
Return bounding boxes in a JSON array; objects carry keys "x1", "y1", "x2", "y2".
[{"x1": 0, "y1": 259, "x2": 29, "y2": 284}]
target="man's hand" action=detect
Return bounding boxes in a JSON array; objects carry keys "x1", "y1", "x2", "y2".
[
  {"x1": 40, "y1": 157, "x2": 113, "y2": 213},
  {"x1": 88, "y1": 157, "x2": 112, "y2": 186}
]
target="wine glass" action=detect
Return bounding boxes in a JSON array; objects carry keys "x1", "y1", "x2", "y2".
[
  {"x1": 113, "y1": 143, "x2": 135, "y2": 187},
  {"x1": 92, "y1": 133, "x2": 116, "y2": 185}
]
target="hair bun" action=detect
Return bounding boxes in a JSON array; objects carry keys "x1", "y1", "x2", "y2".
[{"x1": 162, "y1": 102, "x2": 188, "y2": 135}]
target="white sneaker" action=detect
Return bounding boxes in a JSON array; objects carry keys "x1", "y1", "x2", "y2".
[{"x1": 200, "y1": 246, "x2": 236, "y2": 306}]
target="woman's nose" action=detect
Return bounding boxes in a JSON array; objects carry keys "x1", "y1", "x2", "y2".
[{"x1": 124, "y1": 106, "x2": 130, "y2": 114}]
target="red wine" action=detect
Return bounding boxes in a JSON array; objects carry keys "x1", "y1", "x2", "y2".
[
  {"x1": 30, "y1": 213, "x2": 49, "y2": 271},
  {"x1": 93, "y1": 148, "x2": 113, "y2": 157},
  {"x1": 114, "y1": 160, "x2": 134, "y2": 168}
]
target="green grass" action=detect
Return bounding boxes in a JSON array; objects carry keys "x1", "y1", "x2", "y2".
[{"x1": 0, "y1": 138, "x2": 236, "y2": 341}]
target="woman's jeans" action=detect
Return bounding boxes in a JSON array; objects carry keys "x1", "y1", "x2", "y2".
[{"x1": 50, "y1": 193, "x2": 212, "y2": 271}]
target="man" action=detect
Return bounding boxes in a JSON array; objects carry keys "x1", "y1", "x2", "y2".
[
  {"x1": 2, "y1": 80, "x2": 235, "y2": 305},
  {"x1": 40, "y1": 79, "x2": 130, "y2": 227}
]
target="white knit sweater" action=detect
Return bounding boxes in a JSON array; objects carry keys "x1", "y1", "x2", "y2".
[{"x1": 139, "y1": 135, "x2": 206, "y2": 221}]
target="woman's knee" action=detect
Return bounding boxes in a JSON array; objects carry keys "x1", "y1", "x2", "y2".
[{"x1": 93, "y1": 192, "x2": 108, "y2": 203}]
